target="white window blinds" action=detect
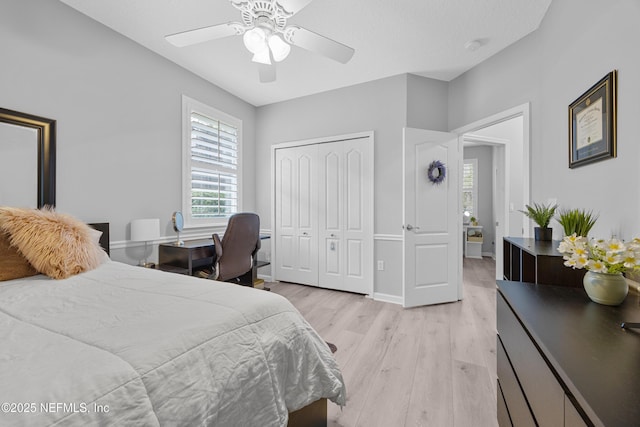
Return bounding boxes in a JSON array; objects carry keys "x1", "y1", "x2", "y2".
[
  {"x1": 182, "y1": 96, "x2": 241, "y2": 226},
  {"x1": 190, "y1": 113, "x2": 238, "y2": 170}
]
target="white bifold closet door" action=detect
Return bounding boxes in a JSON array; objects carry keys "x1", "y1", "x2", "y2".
[
  {"x1": 275, "y1": 145, "x2": 318, "y2": 286},
  {"x1": 274, "y1": 136, "x2": 373, "y2": 295},
  {"x1": 318, "y1": 139, "x2": 372, "y2": 293}
]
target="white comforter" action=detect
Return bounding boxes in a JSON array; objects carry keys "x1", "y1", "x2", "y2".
[{"x1": 0, "y1": 261, "x2": 346, "y2": 426}]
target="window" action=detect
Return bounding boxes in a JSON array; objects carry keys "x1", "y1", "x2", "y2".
[
  {"x1": 462, "y1": 159, "x2": 478, "y2": 220},
  {"x1": 182, "y1": 96, "x2": 242, "y2": 227}
]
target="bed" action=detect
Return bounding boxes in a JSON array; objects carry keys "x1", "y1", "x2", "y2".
[{"x1": 0, "y1": 215, "x2": 346, "y2": 426}]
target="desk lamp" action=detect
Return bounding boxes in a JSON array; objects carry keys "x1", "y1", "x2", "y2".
[{"x1": 131, "y1": 218, "x2": 160, "y2": 267}]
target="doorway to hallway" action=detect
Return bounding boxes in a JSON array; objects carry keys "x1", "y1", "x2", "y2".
[{"x1": 455, "y1": 103, "x2": 531, "y2": 281}]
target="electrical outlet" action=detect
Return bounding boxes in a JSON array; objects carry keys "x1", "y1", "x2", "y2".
[{"x1": 377, "y1": 260, "x2": 384, "y2": 271}]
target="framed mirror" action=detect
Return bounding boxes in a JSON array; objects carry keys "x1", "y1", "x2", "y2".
[
  {"x1": 0, "y1": 107, "x2": 56, "y2": 208},
  {"x1": 171, "y1": 211, "x2": 184, "y2": 246}
]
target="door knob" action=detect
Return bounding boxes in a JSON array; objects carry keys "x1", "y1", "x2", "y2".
[
  {"x1": 405, "y1": 224, "x2": 413, "y2": 231},
  {"x1": 302, "y1": 232, "x2": 308, "y2": 236}
]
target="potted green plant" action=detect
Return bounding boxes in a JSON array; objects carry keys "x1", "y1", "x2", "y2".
[
  {"x1": 520, "y1": 202, "x2": 557, "y2": 241},
  {"x1": 556, "y1": 208, "x2": 598, "y2": 237},
  {"x1": 470, "y1": 216, "x2": 478, "y2": 226}
]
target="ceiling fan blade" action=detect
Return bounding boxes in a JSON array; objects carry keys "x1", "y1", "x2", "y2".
[
  {"x1": 259, "y1": 64, "x2": 276, "y2": 83},
  {"x1": 165, "y1": 22, "x2": 245, "y2": 47},
  {"x1": 277, "y1": 0, "x2": 314, "y2": 15},
  {"x1": 284, "y1": 26, "x2": 354, "y2": 64}
]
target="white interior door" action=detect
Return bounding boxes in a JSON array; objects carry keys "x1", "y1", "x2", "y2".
[
  {"x1": 403, "y1": 128, "x2": 461, "y2": 308},
  {"x1": 274, "y1": 145, "x2": 318, "y2": 285},
  {"x1": 318, "y1": 142, "x2": 343, "y2": 289},
  {"x1": 318, "y1": 137, "x2": 373, "y2": 294},
  {"x1": 493, "y1": 145, "x2": 508, "y2": 280}
]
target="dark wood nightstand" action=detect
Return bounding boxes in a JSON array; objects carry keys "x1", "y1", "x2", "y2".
[{"x1": 158, "y1": 239, "x2": 215, "y2": 276}]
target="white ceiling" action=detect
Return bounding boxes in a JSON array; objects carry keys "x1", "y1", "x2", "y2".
[{"x1": 58, "y1": 0, "x2": 552, "y2": 107}]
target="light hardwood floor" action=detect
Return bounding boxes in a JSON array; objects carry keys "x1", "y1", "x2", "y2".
[{"x1": 269, "y1": 257, "x2": 498, "y2": 427}]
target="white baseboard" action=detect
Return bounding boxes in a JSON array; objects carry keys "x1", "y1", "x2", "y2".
[{"x1": 373, "y1": 292, "x2": 403, "y2": 305}]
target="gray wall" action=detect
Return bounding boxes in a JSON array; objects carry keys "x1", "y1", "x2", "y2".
[
  {"x1": 0, "y1": 0, "x2": 257, "y2": 263},
  {"x1": 406, "y1": 74, "x2": 449, "y2": 130},
  {"x1": 257, "y1": 74, "x2": 405, "y2": 233},
  {"x1": 6, "y1": 0, "x2": 638, "y2": 297},
  {"x1": 463, "y1": 146, "x2": 494, "y2": 255},
  {"x1": 256, "y1": 74, "x2": 449, "y2": 298},
  {"x1": 449, "y1": 0, "x2": 640, "y2": 240}
]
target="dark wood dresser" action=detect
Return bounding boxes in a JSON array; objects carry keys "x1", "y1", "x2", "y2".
[
  {"x1": 503, "y1": 237, "x2": 585, "y2": 287},
  {"x1": 497, "y1": 280, "x2": 640, "y2": 427}
]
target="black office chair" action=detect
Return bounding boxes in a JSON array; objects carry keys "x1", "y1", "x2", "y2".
[{"x1": 210, "y1": 213, "x2": 260, "y2": 286}]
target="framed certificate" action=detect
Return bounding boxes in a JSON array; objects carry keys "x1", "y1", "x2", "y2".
[{"x1": 568, "y1": 71, "x2": 617, "y2": 168}]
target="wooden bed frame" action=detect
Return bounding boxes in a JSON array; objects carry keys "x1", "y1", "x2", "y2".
[
  {"x1": 288, "y1": 398, "x2": 327, "y2": 427},
  {"x1": 88, "y1": 222, "x2": 110, "y2": 256},
  {"x1": 87, "y1": 222, "x2": 329, "y2": 426}
]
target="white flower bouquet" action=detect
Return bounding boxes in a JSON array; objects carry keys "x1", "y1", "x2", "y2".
[{"x1": 557, "y1": 234, "x2": 640, "y2": 274}]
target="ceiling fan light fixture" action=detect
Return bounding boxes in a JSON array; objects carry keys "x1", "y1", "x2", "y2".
[
  {"x1": 252, "y1": 46, "x2": 272, "y2": 65},
  {"x1": 268, "y1": 34, "x2": 291, "y2": 62},
  {"x1": 166, "y1": 0, "x2": 356, "y2": 82},
  {"x1": 243, "y1": 27, "x2": 267, "y2": 54}
]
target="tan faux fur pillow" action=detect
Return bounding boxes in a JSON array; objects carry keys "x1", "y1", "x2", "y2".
[
  {"x1": 0, "y1": 230, "x2": 38, "y2": 281},
  {"x1": 0, "y1": 207, "x2": 104, "y2": 279}
]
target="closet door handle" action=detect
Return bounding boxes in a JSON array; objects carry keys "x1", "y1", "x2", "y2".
[
  {"x1": 330, "y1": 233, "x2": 336, "y2": 237},
  {"x1": 302, "y1": 232, "x2": 308, "y2": 236}
]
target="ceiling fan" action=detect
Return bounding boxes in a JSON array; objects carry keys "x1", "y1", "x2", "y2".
[{"x1": 165, "y1": 0, "x2": 355, "y2": 83}]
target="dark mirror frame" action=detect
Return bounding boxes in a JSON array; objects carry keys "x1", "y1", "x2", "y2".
[{"x1": 0, "y1": 107, "x2": 56, "y2": 208}]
